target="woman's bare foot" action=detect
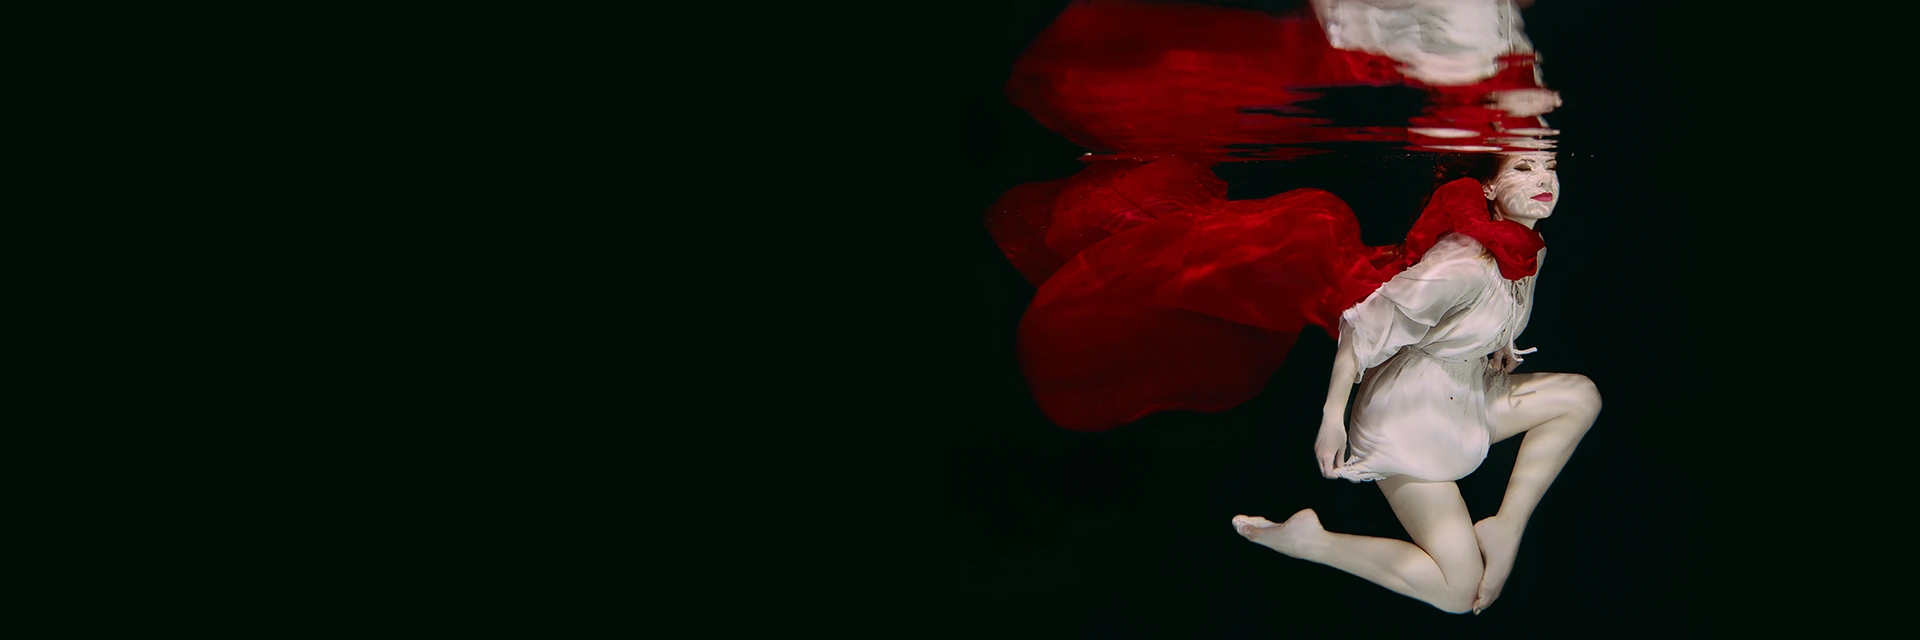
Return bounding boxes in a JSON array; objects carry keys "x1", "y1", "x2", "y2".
[
  {"x1": 1232, "y1": 509, "x2": 1325, "y2": 558},
  {"x1": 1471, "y1": 516, "x2": 1525, "y2": 614}
]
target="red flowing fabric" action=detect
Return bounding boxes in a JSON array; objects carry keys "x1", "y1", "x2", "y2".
[
  {"x1": 989, "y1": 0, "x2": 1552, "y2": 431},
  {"x1": 988, "y1": 159, "x2": 1542, "y2": 431}
]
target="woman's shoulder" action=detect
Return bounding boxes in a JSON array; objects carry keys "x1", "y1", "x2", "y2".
[
  {"x1": 1378, "y1": 232, "x2": 1494, "y2": 303},
  {"x1": 1419, "y1": 233, "x2": 1497, "y2": 272}
]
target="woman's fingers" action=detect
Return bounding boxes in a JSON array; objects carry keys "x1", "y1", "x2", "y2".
[{"x1": 1490, "y1": 352, "x2": 1520, "y2": 373}]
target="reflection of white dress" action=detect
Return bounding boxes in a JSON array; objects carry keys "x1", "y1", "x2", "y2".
[
  {"x1": 1311, "y1": 0, "x2": 1535, "y2": 86},
  {"x1": 1333, "y1": 233, "x2": 1541, "y2": 482}
]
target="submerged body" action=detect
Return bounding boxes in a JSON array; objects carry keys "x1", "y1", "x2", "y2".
[
  {"x1": 981, "y1": 0, "x2": 1592, "y2": 615},
  {"x1": 1237, "y1": 151, "x2": 1600, "y2": 616}
]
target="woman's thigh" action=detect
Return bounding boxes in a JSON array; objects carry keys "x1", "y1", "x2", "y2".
[
  {"x1": 1378, "y1": 475, "x2": 1482, "y2": 581},
  {"x1": 1485, "y1": 372, "x2": 1601, "y2": 443}
]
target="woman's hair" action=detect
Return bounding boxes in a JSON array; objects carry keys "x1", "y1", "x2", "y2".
[
  {"x1": 1432, "y1": 152, "x2": 1508, "y2": 190},
  {"x1": 1406, "y1": 152, "x2": 1512, "y2": 226}
]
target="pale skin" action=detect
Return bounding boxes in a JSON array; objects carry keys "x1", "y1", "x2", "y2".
[{"x1": 1232, "y1": 152, "x2": 1600, "y2": 615}]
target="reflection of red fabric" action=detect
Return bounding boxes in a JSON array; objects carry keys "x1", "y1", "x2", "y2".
[
  {"x1": 988, "y1": 159, "x2": 1542, "y2": 431},
  {"x1": 1008, "y1": 0, "x2": 1548, "y2": 154}
]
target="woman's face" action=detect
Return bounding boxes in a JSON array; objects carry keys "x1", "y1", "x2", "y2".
[{"x1": 1482, "y1": 152, "x2": 1558, "y2": 221}]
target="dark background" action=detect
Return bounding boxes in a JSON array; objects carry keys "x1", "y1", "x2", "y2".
[{"x1": 793, "y1": 0, "x2": 1711, "y2": 634}]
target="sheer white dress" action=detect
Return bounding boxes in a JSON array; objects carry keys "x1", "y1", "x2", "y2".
[{"x1": 1331, "y1": 232, "x2": 1542, "y2": 483}]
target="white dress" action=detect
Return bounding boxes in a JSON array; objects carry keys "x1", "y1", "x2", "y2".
[{"x1": 1332, "y1": 232, "x2": 1541, "y2": 482}]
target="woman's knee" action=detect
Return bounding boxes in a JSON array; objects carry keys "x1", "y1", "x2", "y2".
[
  {"x1": 1558, "y1": 373, "x2": 1602, "y2": 417},
  {"x1": 1434, "y1": 580, "x2": 1480, "y2": 614},
  {"x1": 1401, "y1": 560, "x2": 1479, "y2": 613},
  {"x1": 1429, "y1": 556, "x2": 1485, "y2": 613}
]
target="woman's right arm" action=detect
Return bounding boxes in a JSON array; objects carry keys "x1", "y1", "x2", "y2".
[
  {"x1": 1314, "y1": 329, "x2": 1362, "y2": 478},
  {"x1": 1315, "y1": 243, "x2": 1484, "y2": 478}
]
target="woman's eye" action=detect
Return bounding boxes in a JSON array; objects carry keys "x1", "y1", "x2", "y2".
[{"x1": 1515, "y1": 165, "x2": 1531, "y2": 171}]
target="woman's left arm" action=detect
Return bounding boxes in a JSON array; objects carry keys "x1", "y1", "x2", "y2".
[{"x1": 1490, "y1": 247, "x2": 1546, "y2": 374}]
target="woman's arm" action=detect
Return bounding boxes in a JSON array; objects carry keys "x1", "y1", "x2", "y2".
[
  {"x1": 1314, "y1": 326, "x2": 1363, "y2": 478},
  {"x1": 1314, "y1": 238, "x2": 1487, "y2": 477}
]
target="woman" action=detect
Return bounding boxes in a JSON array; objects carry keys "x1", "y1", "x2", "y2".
[
  {"x1": 982, "y1": 0, "x2": 1590, "y2": 614},
  {"x1": 1232, "y1": 151, "x2": 1600, "y2": 615}
]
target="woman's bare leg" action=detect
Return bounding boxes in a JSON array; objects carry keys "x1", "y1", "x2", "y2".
[
  {"x1": 1234, "y1": 476, "x2": 1484, "y2": 613},
  {"x1": 1473, "y1": 372, "x2": 1602, "y2": 613}
]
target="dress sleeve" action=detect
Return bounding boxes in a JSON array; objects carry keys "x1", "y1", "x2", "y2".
[
  {"x1": 1337, "y1": 256, "x2": 1485, "y2": 381},
  {"x1": 1511, "y1": 246, "x2": 1544, "y2": 340}
]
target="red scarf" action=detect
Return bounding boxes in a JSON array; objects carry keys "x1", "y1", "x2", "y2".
[{"x1": 1404, "y1": 177, "x2": 1545, "y2": 280}]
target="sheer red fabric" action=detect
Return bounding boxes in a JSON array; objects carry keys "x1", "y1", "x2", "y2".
[{"x1": 987, "y1": 159, "x2": 1542, "y2": 431}]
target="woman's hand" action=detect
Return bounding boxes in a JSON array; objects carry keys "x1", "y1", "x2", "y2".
[
  {"x1": 1315, "y1": 415, "x2": 1349, "y2": 479},
  {"x1": 1488, "y1": 346, "x2": 1521, "y2": 374}
]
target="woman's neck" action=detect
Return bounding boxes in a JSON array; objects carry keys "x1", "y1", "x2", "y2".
[{"x1": 1494, "y1": 212, "x2": 1538, "y2": 229}]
